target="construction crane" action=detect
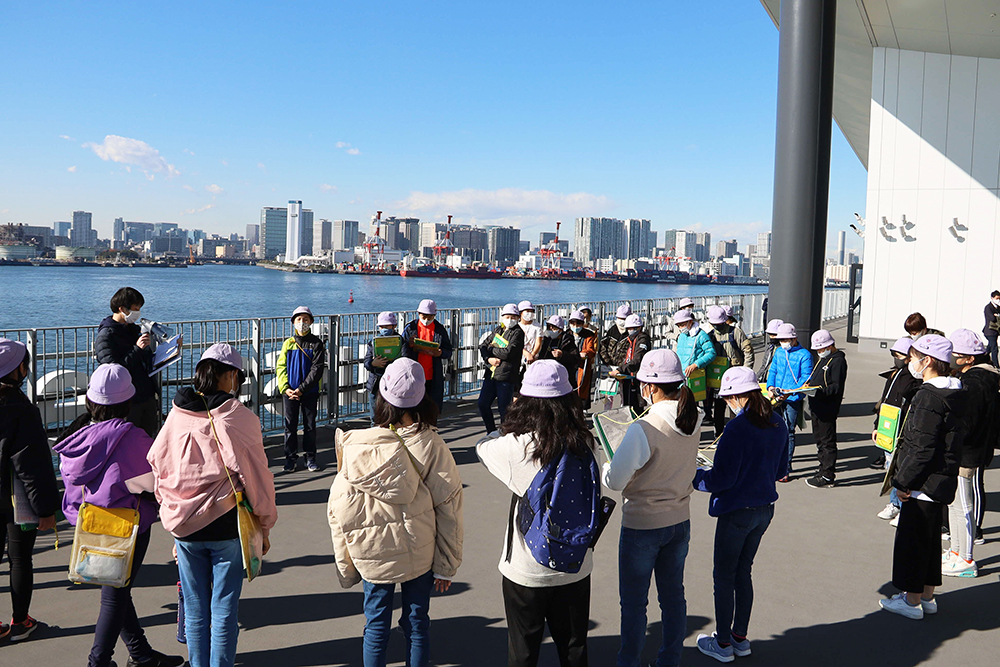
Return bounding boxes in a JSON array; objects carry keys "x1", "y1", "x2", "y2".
[
  {"x1": 538, "y1": 220, "x2": 564, "y2": 275},
  {"x1": 654, "y1": 247, "x2": 683, "y2": 272},
  {"x1": 188, "y1": 244, "x2": 197, "y2": 265},
  {"x1": 433, "y1": 215, "x2": 455, "y2": 265},
  {"x1": 363, "y1": 211, "x2": 386, "y2": 269}
]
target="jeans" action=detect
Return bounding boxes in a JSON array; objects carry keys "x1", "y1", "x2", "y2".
[
  {"x1": 283, "y1": 393, "x2": 318, "y2": 463},
  {"x1": 478, "y1": 375, "x2": 516, "y2": 433},
  {"x1": 176, "y1": 538, "x2": 244, "y2": 667},
  {"x1": 987, "y1": 334, "x2": 998, "y2": 367},
  {"x1": 781, "y1": 402, "x2": 800, "y2": 475},
  {"x1": 362, "y1": 569, "x2": 434, "y2": 667},
  {"x1": 713, "y1": 505, "x2": 774, "y2": 641},
  {"x1": 617, "y1": 521, "x2": 690, "y2": 667},
  {"x1": 0, "y1": 522, "x2": 37, "y2": 624},
  {"x1": 89, "y1": 528, "x2": 153, "y2": 667},
  {"x1": 502, "y1": 575, "x2": 590, "y2": 667}
]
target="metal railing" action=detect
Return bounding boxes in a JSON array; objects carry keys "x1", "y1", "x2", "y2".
[{"x1": 0, "y1": 289, "x2": 850, "y2": 433}]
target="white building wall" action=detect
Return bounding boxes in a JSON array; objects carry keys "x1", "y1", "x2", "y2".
[
  {"x1": 285, "y1": 201, "x2": 302, "y2": 263},
  {"x1": 862, "y1": 47, "x2": 1000, "y2": 342}
]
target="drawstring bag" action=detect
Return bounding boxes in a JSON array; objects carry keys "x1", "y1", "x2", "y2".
[
  {"x1": 68, "y1": 490, "x2": 139, "y2": 588},
  {"x1": 201, "y1": 394, "x2": 265, "y2": 582}
]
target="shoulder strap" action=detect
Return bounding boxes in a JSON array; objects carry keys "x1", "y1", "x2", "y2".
[
  {"x1": 199, "y1": 393, "x2": 241, "y2": 504},
  {"x1": 505, "y1": 492, "x2": 518, "y2": 563}
]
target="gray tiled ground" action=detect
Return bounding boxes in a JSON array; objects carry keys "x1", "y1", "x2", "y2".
[{"x1": 3, "y1": 323, "x2": 998, "y2": 666}]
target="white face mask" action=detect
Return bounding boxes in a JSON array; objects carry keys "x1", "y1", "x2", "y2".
[
  {"x1": 521, "y1": 312, "x2": 535, "y2": 323},
  {"x1": 419, "y1": 316, "x2": 435, "y2": 326},
  {"x1": 502, "y1": 317, "x2": 517, "y2": 329},
  {"x1": 909, "y1": 358, "x2": 926, "y2": 379},
  {"x1": 295, "y1": 321, "x2": 311, "y2": 335},
  {"x1": 992, "y1": 298, "x2": 1000, "y2": 307},
  {"x1": 780, "y1": 341, "x2": 792, "y2": 350},
  {"x1": 124, "y1": 309, "x2": 141, "y2": 324},
  {"x1": 640, "y1": 383, "x2": 653, "y2": 403},
  {"x1": 616, "y1": 318, "x2": 627, "y2": 333},
  {"x1": 818, "y1": 349, "x2": 832, "y2": 358},
  {"x1": 725, "y1": 398, "x2": 745, "y2": 416},
  {"x1": 687, "y1": 325, "x2": 699, "y2": 337}
]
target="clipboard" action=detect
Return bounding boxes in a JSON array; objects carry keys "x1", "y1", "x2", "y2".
[
  {"x1": 149, "y1": 335, "x2": 183, "y2": 376},
  {"x1": 373, "y1": 336, "x2": 402, "y2": 361},
  {"x1": 594, "y1": 406, "x2": 640, "y2": 461},
  {"x1": 875, "y1": 404, "x2": 901, "y2": 452},
  {"x1": 410, "y1": 337, "x2": 440, "y2": 353}
]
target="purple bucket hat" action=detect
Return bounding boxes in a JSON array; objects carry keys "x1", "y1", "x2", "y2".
[
  {"x1": 635, "y1": 349, "x2": 684, "y2": 384},
  {"x1": 569, "y1": 310, "x2": 586, "y2": 323},
  {"x1": 377, "y1": 311, "x2": 398, "y2": 327},
  {"x1": 624, "y1": 314, "x2": 643, "y2": 328},
  {"x1": 417, "y1": 299, "x2": 437, "y2": 315},
  {"x1": 765, "y1": 318, "x2": 784, "y2": 335},
  {"x1": 718, "y1": 366, "x2": 761, "y2": 397},
  {"x1": 615, "y1": 304, "x2": 632, "y2": 319},
  {"x1": 678, "y1": 297, "x2": 695, "y2": 309},
  {"x1": 889, "y1": 337, "x2": 913, "y2": 355},
  {"x1": 87, "y1": 363, "x2": 136, "y2": 406},
  {"x1": 292, "y1": 306, "x2": 313, "y2": 321},
  {"x1": 547, "y1": 315, "x2": 566, "y2": 329},
  {"x1": 202, "y1": 343, "x2": 244, "y2": 371},
  {"x1": 0, "y1": 339, "x2": 27, "y2": 378},
  {"x1": 517, "y1": 300, "x2": 535, "y2": 312},
  {"x1": 707, "y1": 305, "x2": 727, "y2": 325},
  {"x1": 520, "y1": 360, "x2": 573, "y2": 398},
  {"x1": 673, "y1": 309, "x2": 694, "y2": 325},
  {"x1": 774, "y1": 323, "x2": 798, "y2": 340},
  {"x1": 501, "y1": 303, "x2": 520, "y2": 317},
  {"x1": 379, "y1": 358, "x2": 426, "y2": 409},
  {"x1": 950, "y1": 329, "x2": 986, "y2": 356},
  {"x1": 912, "y1": 334, "x2": 953, "y2": 363},
  {"x1": 810, "y1": 330, "x2": 835, "y2": 350}
]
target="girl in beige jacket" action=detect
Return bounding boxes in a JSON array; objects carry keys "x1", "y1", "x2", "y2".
[{"x1": 328, "y1": 358, "x2": 463, "y2": 667}]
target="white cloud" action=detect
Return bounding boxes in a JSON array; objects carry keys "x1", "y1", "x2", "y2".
[
  {"x1": 182, "y1": 184, "x2": 194, "y2": 191},
  {"x1": 59, "y1": 134, "x2": 76, "y2": 142},
  {"x1": 183, "y1": 148, "x2": 195, "y2": 156},
  {"x1": 205, "y1": 184, "x2": 224, "y2": 194},
  {"x1": 394, "y1": 187, "x2": 612, "y2": 238},
  {"x1": 346, "y1": 148, "x2": 361, "y2": 155},
  {"x1": 257, "y1": 162, "x2": 266, "y2": 172},
  {"x1": 319, "y1": 183, "x2": 337, "y2": 193},
  {"x1": 220, "y1": 159, "x2": 228, "y2": 167},
  {"x1": 335, "y1": 141, "x2": 361, "y2": 155},
  {"x1": 180, "y1": 203, "x2": 216, "y2": 216},
  {"x1": 335, "y1": 141, "x2": 348, "y2": 149},
  {"x1": 83, "y1": 135, "x2": 179, "y2": 179},
  {"x1": 67, "y1": 165, "x2": 77, "y2": 173}
]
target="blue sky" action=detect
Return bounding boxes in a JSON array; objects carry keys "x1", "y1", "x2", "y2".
[{"x1": 0, "y1": 1, "x2": 866, "y2": 256}]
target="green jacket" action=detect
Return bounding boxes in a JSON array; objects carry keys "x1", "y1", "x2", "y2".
[{"x1": 276, "y1": 333, "x2": 326, "y2": 395}]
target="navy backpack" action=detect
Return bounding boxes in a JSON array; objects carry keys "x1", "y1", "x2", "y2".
[{"x1": 506, "y1": 446, "x2": 606, "y2": 573}]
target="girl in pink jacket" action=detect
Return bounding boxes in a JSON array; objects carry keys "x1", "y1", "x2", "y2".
[{"x1": 148, "y1": 344, "x2": 277, "y2": 667}]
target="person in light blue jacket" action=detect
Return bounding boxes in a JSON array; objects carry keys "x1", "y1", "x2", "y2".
[
  {"x1": 673, "y1": 309, "x2": 716, "y2": 389},
  {"x1": 766, "y1": 323, "x2": 814, "y2": 480}
]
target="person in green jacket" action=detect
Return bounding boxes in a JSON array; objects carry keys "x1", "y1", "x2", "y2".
[{"x1": 277, "y1": 306, "x2": 326, "y2": 472}]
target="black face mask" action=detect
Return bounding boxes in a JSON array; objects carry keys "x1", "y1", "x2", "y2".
[{"x1": 893, "y1": 357, "x2": 905, "y2": 369}]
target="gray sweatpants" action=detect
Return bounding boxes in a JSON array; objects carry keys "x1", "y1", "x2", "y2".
[{"x1": 948, "y1": 468, "x2": 978, "y2": 561}]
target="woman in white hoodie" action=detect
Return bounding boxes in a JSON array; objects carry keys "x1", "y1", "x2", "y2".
[{"x1": 328, "y1": 358, "x2": 463, "y2": 667}]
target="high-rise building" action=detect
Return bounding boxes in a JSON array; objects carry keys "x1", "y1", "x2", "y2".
[
  {"x1": 650, "y1": 230, "x2": 658, "y2": 251},
  {"x1": 756, "y1": 231, "x2": 772, "y2": 256},
  {"x1": 313, "y1": 218, "x2": 332, "y2": 255},
  {"x1": 332, "y1": 220, "x2": 359, "y2": 251},
  {"x1": 450, "y1": 226, "x2": 489, "y2": 261},
  {"x1": 260, "y1": 206, "x2": 287, "y2": 260},
  {"x1": 400, "y1": 218, "x2": 421, "y2": 252},
  {"x1": 245, "y1": 224, "x2": 260, "y2": 246},
  {"x1": 113, "y1": 217, "x2": 125, "y2": 243},
  {"x1": 518, "y1": 240, "x2": 531, "y2": 255},
  {"x1": 716, "y1": 239, "x2": 738, "y2": 259},
  {"x1": 673, "y1": 231, "x2": 697, "y2": 259},
  {"x1": 625, "y1": 218, "x2": 653, "y2": 259},
  {"x1": 152, "y1": 222, "x2": 179, "y2": 237},
  {"x1": 488, "y1": 226, "x2": 521, "y2": 266},
  {"x1": 285, "y1": 201, "x2": 304, "y2": 263},
  {"x1": 54, "y1": 221, "x2": 71, "y2": 238},
  {"x1": 694, "y1": 232, "x2": 712, "y2": 262},
  {"x1": 574, "y1": 217, "x2": 625, "y2": 265},
  {"x1": 419, "y1": 222, "x2": 449, "y2": 258},
  {"x1": 837, "y1": 230, "x2": 846, "y2": 265},
  {"x1": 300, "y1": 209, "x2": 313, "y2": 257},
  {"x1": 538, "y1": 232, "x2": 569, "y2": 255},
  {"x1": 71, "y1": 211, "x2": 93, "y2": 247},
  {"x1": 662, "y1": 230, "x2": 678, "y2": 255}
]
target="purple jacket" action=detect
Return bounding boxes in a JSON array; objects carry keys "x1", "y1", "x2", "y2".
[{"x1": 53, "y1": 419, "x2": 158, "y2": 533}]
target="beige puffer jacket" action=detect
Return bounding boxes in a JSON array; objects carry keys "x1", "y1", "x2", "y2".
[{"x1": 328, "y1": 424, "x2": 463, "y2": 587}]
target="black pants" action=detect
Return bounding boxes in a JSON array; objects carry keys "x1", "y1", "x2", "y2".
[
  {"x1": 706, "y1": 389, "x2": 727, "y2": 437},
  {"x1": 812, "y1": 415, "x2": 838, "y2": 479},
  {"x1": 502, "y1": 575, "x2": 590, "y2": 667},
  {"x1": 619, "y1": 378, "x2": 642, "y2": 412},
  {"x1": 283, "y1": 393, "x2": 318, "y2": 462},
  {"x1": 478, "y1": 375, "x2": 516, "y2": 434},
  {"x1": 89, "y1": 528, "x2": 153, "y2": 667},
  {"x1": 987, "y1": 334, "x2": 999, "y2": 367},
  {"x1": 892, "y1": 499, "x2": 943, "y2": 593},
  {"x1": 0, "y1": 521, "x2": 37, "y2": 624},
  {"x1": 127, "y1": 397, "x2": 160, "y2": 439},
  {"x1": 426, "y1": 375, "x2": 445, "y2": 413}
]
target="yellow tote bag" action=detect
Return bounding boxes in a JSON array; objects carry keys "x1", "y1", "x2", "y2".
[{"x1": 68, "y1": 499, "x2": 139, "y2": 588}]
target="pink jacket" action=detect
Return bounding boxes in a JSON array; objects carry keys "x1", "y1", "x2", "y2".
[{"x1": 148, "y1": 398, "x2": 277, "y2": 539}]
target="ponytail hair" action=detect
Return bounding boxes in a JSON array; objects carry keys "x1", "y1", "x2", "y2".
[
  {"x1": 741, "y1": 390, "x2": 774, "y2": 430},
  {"x1": 650, "y1": 380, "x2": 699, "y2": 436}
]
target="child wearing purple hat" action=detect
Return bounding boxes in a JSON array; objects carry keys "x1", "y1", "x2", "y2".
[
  {"x1": 276, "y1": 305, "x2": 326, "y2": 472},
  {"x1": 568, "y1": 310, "x2": 597, "y2": 408},
  {"x1": 329, "y1": 358, "x2": 464, "y2": 667},
  {"x1": 364, "y1": 311, "x2": 403, "y2": 426},
  {"x1": 871, "y1": 337, "x2": 921, "y2": 521},
  {"x1": 477, "y1": 360, "x2": 598, "y2": 667},
  {"x1": 803, "y1": 330, "x2": 848, "y2": 489},
  {"x1": 401, "y1": 299, "x2": 454, "y2": 412},
  {"x1": 879, "y1": 335, "x2": 964, "y2": 620},
  {"x1": 694, "y1": 366, "x2": 788, "y2": 662},
  {"x1": 943, "y1": 329, "x2": 997, "y2": 576},
  {"x1": 766, "y1": 324, "x2": 813, "y2": 481},
  {"x1": 0, "y1": 339, "x2": 59, "y2": 643},
  {"x1": 600, "y1": 303, "x2": 633, "y2": 370},
  {"x1": 537, "y1": 314, "x2": 581, "y2": 383},
  {"x1": 54, "y1": 364, "x2": 184, "y2": 667}
]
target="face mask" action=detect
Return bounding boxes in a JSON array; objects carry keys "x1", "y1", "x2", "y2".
[
  {"x1": 640, "y1": 384, "x2": 653, "y2": 403},
  {"x1": 780, "y1": 341, "x2": 792, "y2": 350},
  {"x1": 616, "y1": 319, "x2": 627, "y2": 333},
  {"x1": 571, "y1": 325, "x2": 582, "y2": 334},
  {"x1": 503, "y1": 317, "x2": 517, "y2": 329},
  {"x1": 993, "y1": 299, "x2": 1000, "y2": 307},
  {"x1": 949, "y1": 358, "x2": 962, "y2": 372},
  {"x1": 726, "y1": 399, "x2": 744, "y2": 416},
  {"x1": 521, "y1": 312, "x2": 535, "y2": 323},
  {"x1": 893, "y1": 357, "x2": 906, "y2": 369},
  {"x1": 295, "y1": 322, "x2": 310, "y2": 335},
  {"x1": 909, "y1": 333, "x2": 921, "y2": 340},
  {"x1": 124, "y1": 309, "x2": 141, "y2": 324},
  {"x1": 628, "y1": 329, "x2": 640, "y2": 339},
  {"x1": 818, "y1": 349, "x2": 832, "y2": 359},
  {"x1": 419, "y1": 316, "x2": 435, "y2": 326},
  {"x1": 908, "y1": 358, "x2": 925, "y2": 379},
  {"x1": 688, "y1": 326, "x2": 700, "y2": 337},
  {"x1": 378, "y1": 327, "x2": 395, "y2": 337},
  {"x1": 545, "y1": 329, "x2": 560, "y2": 339}
]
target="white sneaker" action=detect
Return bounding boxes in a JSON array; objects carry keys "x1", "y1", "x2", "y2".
[
  {"x1": 920, "y1": 597, "x2": 938, "y2": 615},
  {"x1": 889, "y1": 515, "x2": 899, "y2": 528},
  {"x1": 879, "y1": 592, "x2": 923, "y2": 619},
  {"x1": 877, "y1": 503, "x2": 900, "y2": 520},
  {"x1": 942, "y1": 557, "x2": 978, "y2": 578},
  {"x1": 942, "y1": 549, "x2": 957, "y2": 564}
]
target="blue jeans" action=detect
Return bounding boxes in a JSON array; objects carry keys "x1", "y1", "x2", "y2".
[
  {"x1": 617, "y1": 521, "x2": 690, "y2": 667},
  {"x1": 362, "y1": 570, "x2": 434, "y2": 667},
  {"x1": 176, "y1": 539, "x2": 244, "y2": 667},
  {"x1": 713, "y1": 505, "x2": 774, "y2": 641},
  {"x1": 781, "y1": 401, "x2": 800, "y2": 475}
]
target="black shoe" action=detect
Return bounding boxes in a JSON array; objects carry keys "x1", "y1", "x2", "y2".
[
  {"x1": 8, "y1": 615, "x2": 42, "y2": 642},
  {"x1": 805, "y1": 474, "x2": 835, "y2": 489},
  {"x1": 126, "y1": 650, "x2": 187, "y2": 667},
  {"x1": 868, "y1": 455, "x2": 887, "y2": 470},
  {"x1": 282, "y1": 459, "x2": 297, "y2": 473}
]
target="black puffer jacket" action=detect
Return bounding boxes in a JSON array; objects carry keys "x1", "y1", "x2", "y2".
[
  {"x1": 95, "y1": 316, "x2": 156, "y2": 402},
  {"x1": 873, "y1": 365, "x2": 921, "y2": 429},
  {"x1": 617, "y1": 331, "x2": 652, "y2": 377},
  {"x1": 892, "y1": 381, "x2": 964, "y2": 504},
  {"x1": 808, "y1": 350, "x2": 848, "y2": 421},
  {"x1": 479, "y1": 324, "x2": 525, "y2": 384},
  {"x1": 537, "y1": 330, "x2": 581, "y2": 380},
  {"x1": 0, "y1": 387, "x2": 60, "y2": 521},
  {"x1": 957, "y1": 365, "x2": 1000, "y2": 468}
]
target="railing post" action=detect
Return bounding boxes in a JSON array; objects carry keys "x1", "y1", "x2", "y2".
[
  {"x1": 329, "y1": 315, "x2": 340, "y2": 424},
  {"x1": 449, "y1": 309, "x2": 460, "y2": 401},
  {"x1": 251, "y1": 319, "x2": 262, "y2": 418},
  {"x1": 26, "y1": 330, "x2": 37, "y2": 405}
]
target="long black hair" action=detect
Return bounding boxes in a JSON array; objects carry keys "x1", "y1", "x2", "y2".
[
  {"x1": 646, "y1": 380, "x2": 699, "y2": 435},
  {"x1": 735, "y1": 390, "x2": 775, "y2": 430},
  {"x1": 374, "y1": 393, "x2": 439, "y2": 432},
  {"x1": 501, "y1": 392, "x2": 595, "y2": 467}
]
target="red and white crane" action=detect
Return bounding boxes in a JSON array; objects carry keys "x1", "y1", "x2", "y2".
[
  {"x1": 538, "y1": 220, "x2": 564, "y2": 274},
  {"x1": 433, "y1": 215, "x2": 455, "y2": 265},
  {"x1": 363, "y1": 211, "x2": 386, "y2": 268}
]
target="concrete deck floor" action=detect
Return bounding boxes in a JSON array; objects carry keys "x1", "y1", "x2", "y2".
[{"x1": 3, "y1": 322, "x2": 998, "y2": 666}]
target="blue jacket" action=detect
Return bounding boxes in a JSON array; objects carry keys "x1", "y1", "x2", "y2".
[
  {"x1": 675, "y1": 328, "x2": 716, "y2": 370},
  {"x1": 694, "y1": 411, "x2": 789, "y2": 516},
  {"x1": 767, "y1": 344, "x2": 813, "y2": 403}
]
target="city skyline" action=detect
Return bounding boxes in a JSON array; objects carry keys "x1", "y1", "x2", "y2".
[{"x1": 0, "y1": 3, "x2": 866, "y2": 257}]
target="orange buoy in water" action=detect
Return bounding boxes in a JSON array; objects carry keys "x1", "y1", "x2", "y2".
[{"x1": 348, "y1": 290, "x2": 354, "y2": 304}]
